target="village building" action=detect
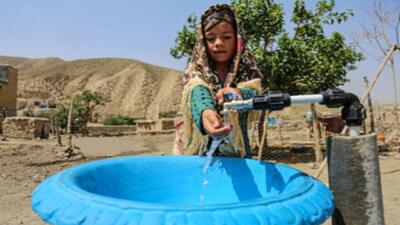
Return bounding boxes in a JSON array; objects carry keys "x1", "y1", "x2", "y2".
[
  {"x1": 0, "y1": 65, "x2": 51, "y2": 138},
  {"x1": 0, "y1": 65, "x2": 18, "y2": 119}
]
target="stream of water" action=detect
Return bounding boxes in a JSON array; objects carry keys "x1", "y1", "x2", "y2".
[{"x1": 199, "y1": 138, "x2": 222, "y2": 206}]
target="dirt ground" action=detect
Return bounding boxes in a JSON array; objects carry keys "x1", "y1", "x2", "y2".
[{"x1": 0, "y1": 132, "x2": 399, "y2": 225}]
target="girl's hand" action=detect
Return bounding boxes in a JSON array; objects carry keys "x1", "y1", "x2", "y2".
[
  {"x1": 215, "y1": 88, "x2": 242, "y2": 105},
  {"x1": 202, "y1": 109, "x2": 230, "y2": 138}
]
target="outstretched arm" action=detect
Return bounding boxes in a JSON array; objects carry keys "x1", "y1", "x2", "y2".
[{"x1": 191, "y1": 86, "x2": 230, "y2": 137}]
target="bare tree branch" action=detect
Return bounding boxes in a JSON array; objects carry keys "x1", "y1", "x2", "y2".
[
  {"x1": 372, "y1": 25, "x2": 388, "y2": 54},
  {"x1": 384, "y1": 9, "x2": 397, "y2": 28},
  {"x1": 352, "y1": 33, "x2": 382, "y2": 62},
  {"x1": 373, "y1": 0, "x2": 392, "y2": 47}
]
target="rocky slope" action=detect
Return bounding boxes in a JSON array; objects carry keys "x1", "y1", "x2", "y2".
[{"x1": 0, "y1": 56, "x2": 183, "y2": 119}]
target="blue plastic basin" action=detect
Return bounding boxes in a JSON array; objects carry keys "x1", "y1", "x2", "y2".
[{"x1": 32, "y1": 156, "x2": 334, "y2": 225}]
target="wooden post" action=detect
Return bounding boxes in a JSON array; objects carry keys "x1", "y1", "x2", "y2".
[
  {"x1": 67, "y1": 96, "x2": 75, "y2": 149},
  {"x1": 390, "y1": 57, "x2": 400, "y2": 125},
  {"x1": 390, "y1": 58, "x2": 398, "y2": 110},
  {"x1": 258, "y1": 111, "x2": 269, "y2": 160},
  {"x1": 363, "y1": 77, "x2": 375, "y2": 133},
  {"x1": 361, "y1": 44, "x2": 397, "y2": 103},
  {"x1": 55, "y1": 125, "x2": 62, "y2": 146},
  {"x1": 257, "y1": 111, "x2": 266, "y2": 147},
  {"x1": 277, "y1": 121, "x2": 283, "y2": 145},
  {"x1": 52, "y1": 108, "x2": 63, "y2": 146},
  {"x1": 49, "y1": 109, "x2": 54, "y2": 134},
  {"x1": 311, "y1": 103, "x2": 322, "y2": 162},
  {"x1": 250, "y1": 121, "x2": 258, "y2": 150}
]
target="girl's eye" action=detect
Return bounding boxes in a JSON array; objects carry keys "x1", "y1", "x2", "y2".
[
  {"x1": 206, "y1": 37, "x2": 215, "y2": 42},
  {"x1": 224, "y1": 36, "x2": 232, "y2": 40}
]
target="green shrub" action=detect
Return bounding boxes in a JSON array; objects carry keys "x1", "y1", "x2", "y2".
[
  {"x1": 103, "y1": 115, "x2": 135, "y2": 125},
  {"x1": 22, "y1": 108, "x2": 52, "y2": 120},
  {"x1": 22, "y1": 108, "x2": 35, "y2": 117}
]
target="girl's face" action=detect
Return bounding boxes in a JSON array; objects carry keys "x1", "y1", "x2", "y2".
[{"x1": 204, "y1": 21, "x2": 236, "y2": 65}]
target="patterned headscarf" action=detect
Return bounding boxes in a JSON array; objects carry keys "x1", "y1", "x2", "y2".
[{"x1": 183, "y1": 4, "x2": 263, "y2": 93}]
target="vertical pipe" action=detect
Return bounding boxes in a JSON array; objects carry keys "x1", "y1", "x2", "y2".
[{"x1": 327, "y1": 134, "x2": 385, "y2": 225}]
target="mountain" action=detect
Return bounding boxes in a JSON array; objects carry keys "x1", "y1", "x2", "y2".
[{"x1": 0, "y1": 56, "x2": 183, "y2": 119}]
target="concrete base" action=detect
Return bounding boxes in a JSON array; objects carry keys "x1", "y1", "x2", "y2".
[{"x1": 327, "y1": 134, "x2": 385, "y2": 225}]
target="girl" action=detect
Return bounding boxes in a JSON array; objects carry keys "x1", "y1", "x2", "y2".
[{"x1": 179, "y1": 4, "x2": 263, "y2": 158}]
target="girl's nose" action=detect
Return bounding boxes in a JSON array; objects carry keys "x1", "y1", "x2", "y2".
[{"x1": 215, "y1": 37, "x2": 224, "y2": 47}]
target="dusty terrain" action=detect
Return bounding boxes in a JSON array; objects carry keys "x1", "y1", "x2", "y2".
[
  {"x1": 0, "y1": 130, "x2": 399, "y2": 225},
  {"x1": 0, "y1": 56, "x2": 183, "y2": 119},
  {"x1": 0, "y1": 134, "x2": 174, "y2": 225}
]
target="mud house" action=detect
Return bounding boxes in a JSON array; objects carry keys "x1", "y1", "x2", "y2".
[
  {"x1": 0, "y1": 65, "x2": 18, "y2": 116},
  {"x1": 0, "y1": 65, "x2": 18, "y2": 118}
]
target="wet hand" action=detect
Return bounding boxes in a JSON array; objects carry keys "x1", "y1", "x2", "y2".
[
  {"x1": 215, "y1": 88, "x2": 242, "y2": 105},
  {"x1": 202, "y1": 109, "x2": 231, "y2": 138}
]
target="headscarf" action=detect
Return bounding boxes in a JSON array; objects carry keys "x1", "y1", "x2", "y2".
[{"x1": 183, "y1": 4, "x2": 263, "y2": 92}]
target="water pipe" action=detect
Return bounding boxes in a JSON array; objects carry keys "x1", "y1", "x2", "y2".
[{"x1": 223, "y1": 88, "x2": 366, "y2": 133}]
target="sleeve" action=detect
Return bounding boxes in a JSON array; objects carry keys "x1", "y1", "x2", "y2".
[
  {"x1": 191, "y1": 85, "x2": 215, "y2": 134},
  {"x1": 239, "y1": 87, "x2": 259, "y2": 100}
]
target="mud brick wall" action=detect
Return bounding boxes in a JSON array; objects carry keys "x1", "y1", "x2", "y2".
[{"x1": 2, "y1": 117, "x2": 50, "y2": 139}]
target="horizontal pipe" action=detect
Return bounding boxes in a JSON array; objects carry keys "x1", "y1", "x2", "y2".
[{"x1": 290, "y1": 94, "x2": 323, "y2": 105}]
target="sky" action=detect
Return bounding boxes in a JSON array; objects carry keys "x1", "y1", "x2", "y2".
[{"x1": 0, "y1": 0, "x2": 399, "y2": 104}]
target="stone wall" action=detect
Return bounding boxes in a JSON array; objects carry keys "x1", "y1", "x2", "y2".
[
  {"x1": 136, "y1": 119, "x2": 175, "y2": 133},
  {"x1": 136, "y1": 120, "x2": 157, "y2": 132},
  {"x1": 161, "y1": 119, "x2": 175, "y2": 130},
  {"x1": 2, "y1": 117, "x2": 50, "y2": 139},
  {"x1": 87, "y1": 124, "x2": 137, "y2": 136},
  {"x1": 0, "y1": 66, "x2": 18, "y2": 116}
]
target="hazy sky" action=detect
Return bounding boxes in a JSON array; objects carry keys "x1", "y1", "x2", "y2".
[{"x1": 0, "y1": 0, "x2": 399, "y2": 103}]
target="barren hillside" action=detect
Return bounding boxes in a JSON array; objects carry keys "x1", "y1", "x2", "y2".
[{"x1": 0, "y1": 56, "x2": 183, "y2": 119}]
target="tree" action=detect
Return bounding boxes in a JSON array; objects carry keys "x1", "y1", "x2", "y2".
[
  {"x1": 73, "y1": 89, "x2": 110, "y2": 135},
  {"x1": 170, "y1": 14, "x2": 198, "y2": 61},
  {"x1": 170, "y1": 0, "x2": 363, "y2": 94},
  {"x1": 51, "y1": 89, "x2": 109, "y2": 134},
  {"x1": 53, "y1": 104, "x2": 69, "y2": 130}
]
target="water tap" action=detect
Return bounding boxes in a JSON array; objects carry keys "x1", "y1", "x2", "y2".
[
  {"x1": 212, "y1": 93, "x2": 243, "y2": 143},
  {"x1": 221, "y1": 93, "x2": 244, "y2": 127},
  {"x1": 219, "y1": 93, "x2": 254, "y2": 130}
]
